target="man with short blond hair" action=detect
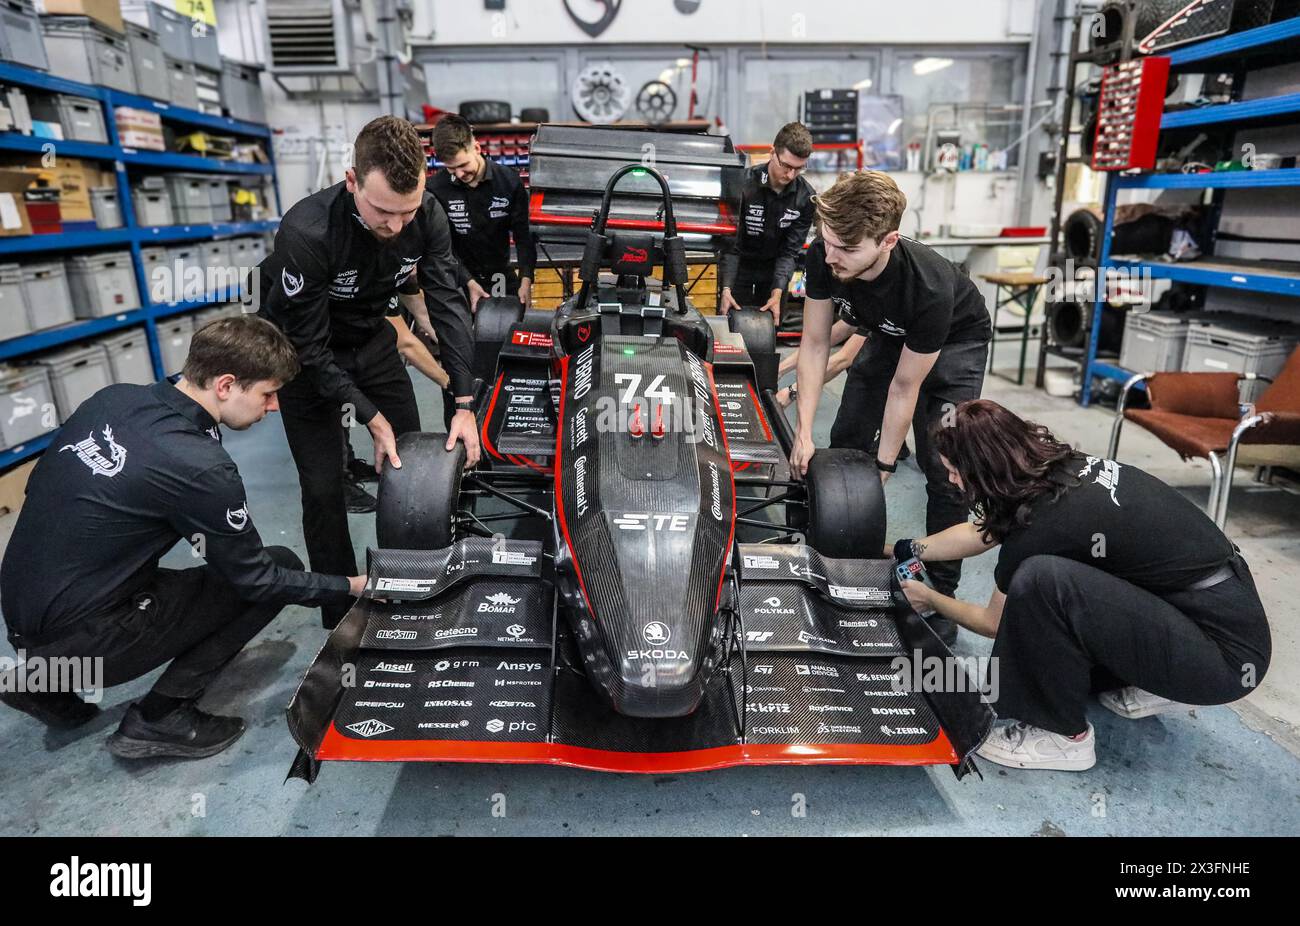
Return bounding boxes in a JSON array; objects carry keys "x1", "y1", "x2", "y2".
[
  {"x1": 790, "y1": 170, "x2": 992, "y2": 645},
  {"x1": 718, "y1": 121, "x2": 815, "y2": 324}
]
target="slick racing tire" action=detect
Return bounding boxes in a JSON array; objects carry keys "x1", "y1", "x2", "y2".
[
  {"x1": 376, "y1": 433, "x2": 466, "y2": 550},
  {"x1": 458, "y1": 100, "x2": 512, "y2": 124},
  {"x1": 473, "y1": 296, "x2": 526, "y2": 386},
  {"x1": 803, "y1": 448, "x2": 886, "y2": 558},
  {"x1": 728, "y1": 307, "x2": 778, "y2": 393}
]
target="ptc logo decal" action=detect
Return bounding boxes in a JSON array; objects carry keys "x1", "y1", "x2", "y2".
[
  {"x1": 345, "y1": 719, "x2": 393, "y2": 738},
  {"x1": 643, "y1": 622, "x2": 671, "y2": 646},
  {"x1": 281, "y1": 268, "x2": 305, "y2": 297},
  {"x1": 225, "y1": 503, "x2": 249, "y2": 530},
  {"x1": 486, "y1": 718, "x2": 505, "y2": 733}
]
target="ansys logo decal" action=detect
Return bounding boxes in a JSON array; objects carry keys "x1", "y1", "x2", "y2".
[
  {"x1": 281, "y1": 268, "x2": 305, "y2": 297},
  {"x1": 345, "y1": 719, "x2": 393, "y2": 738},
  {"x1": 61, "y1": 425, "x2": 126, "y2": 478}
]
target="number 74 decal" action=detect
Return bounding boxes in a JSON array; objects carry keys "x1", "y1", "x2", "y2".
[{"x1": 614, "y1": 373, "x2": 677, "y2": 404}]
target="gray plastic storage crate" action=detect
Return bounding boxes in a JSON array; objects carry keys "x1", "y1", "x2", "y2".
[
  {"x1": 125, "y1": 21, "x2": 169, "y2": 102},
  {"x1": 99, "y1": 327, "x2": 154, "y2": 385},
  {"x1": 229, "y1": 236, "x2": 255, "y2": 273},
  {"x1": 251, "y1": 235, "x2": 269, "y2": 263},
  {"x1": 206, "y1": 177, "x2": 232, "y2": 223},
  {"x1": 139, "y1": 245, "x2": 167, "y2": 302},
  {"x1": 1118, "y1": 312, "x2": 1208, "y2": 374},
  {"x1": 37, "y1": 343, "x2": 112, "y2": 419},
  {"x1": 18, "y1": 261, "x2": 74, "y2": 332},
  {"x1": 124, "y1": 0, "x2": 190, "y2": 62},
  {"x1": 0, "y1": 0, "x2": 48, "y2": 72},
  {"x1": 194, "y1": 64, "x2": 221, "y2": 115},
  {"x1": 66, "y1": 251, "x2": 140, "y2": 318},
  {"x1": 132, "y1": 180, "x2": 173, "y2": 227},
  {"x1": 157, "y1": 314, "x2": 194, "y2": 374},
  {"x1": 200, "y1": 236, "x2": 232, "y2": 272},
  {"x1": 90, "y1": 187, "x2": 122, "y2": 229},
  {"x1": 0, "y1": 364, "x2": 56, "y2": 448},
  {"x1": 41, "y1": 16, "x2": 137, "y2": 95},
  {"x1": 165, "y1": 174, "x2": 213, "y2": 225},
  {"x1": 189, "y1": 20, "x2": 219, "y2": 70},
  {"x1": 1184, "y1": 317, "x2": 1300, "y2": 403},
  {"x1": 164, "y1": 56, "x2": 200, "y2": 110},
  {"x1": 219, "y1": 59, "x2": 265, "y2": 124},
  {"x1": 0, "y1": 262, "x2": 28, "y2": 341}
]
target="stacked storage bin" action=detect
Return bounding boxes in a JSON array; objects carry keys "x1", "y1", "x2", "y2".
[
  {"x1": 40, "y1": 16, "x2": 136, "y2": 94},
  {"x1": 132, "y1": 176, "x2": 174, "y2": 227},
  {"x1": 35, "y1": 341, "x2": 113, "y2": 420},
  {"x1": 19, "y1": 260, "x2": 75, "y2": 332},
  {"x1": 1183, "y1": 316, "x2": 1300, "y2": 403},
  {"x1": 157, "y1": 314, "x2": 194, "y2": 375},
  {"x1": 0, "y1": 0, "x2": 49, "y2": 71},
  {"x1": 66, "y1": 251, "x2": 140, "y2": 317},
  {"x1": 98, "y1": 327, "x2": 154, "y2": 385},
  {"x1": 0, "y1": 364, "x2": 57, "y2": 449},
  {"x1": 124, "y1": 20, "x2": 168, "y2": 102}
]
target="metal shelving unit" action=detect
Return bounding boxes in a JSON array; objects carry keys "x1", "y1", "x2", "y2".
[
  {"x1": 0, "y1": 57, "x2": 279, "y2": 469},
  {"x1": 1079, "y1": 16, "x2": 1300, "y2": 405}
]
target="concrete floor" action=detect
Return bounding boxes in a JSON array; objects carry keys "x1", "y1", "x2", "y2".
[{"x1": 1, "y1": 348, "x2": 1298, "y2": 836}]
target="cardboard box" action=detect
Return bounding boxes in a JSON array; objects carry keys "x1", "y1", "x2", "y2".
[
  {"x1": 3, "y1": 157, "x2": 109, "y2": 222},
  {"x1": 118, "y1": 129, "x2": 165, "y2": 151},
  {"x1": 0, "y1": 169, "x2": 38, "y2": 236},
  {"x1": 38, "y1": 0, "x2": 125, "y2": 34}
]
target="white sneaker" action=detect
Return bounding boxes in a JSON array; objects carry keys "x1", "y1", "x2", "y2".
[
  {"x1": 976, "y1": 720, "x2": 1097, "y2": 772},
  {"x1": 1099, "y1": 686, "x2": 1185, "y2": 720}
]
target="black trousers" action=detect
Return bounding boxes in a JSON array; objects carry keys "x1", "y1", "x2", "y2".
[
  {"x1": 24, "y1": 547, "x2": 304, "y2": 700},
  {"x1": 279, "y1": 324, "x2": 421, "y2": 626},
  {"x1": 829, "y1": 336, "x2": 988, "y2": 596},
  {"x1": 993, "y1": 554, "x2": 1272, "y2": 736}
]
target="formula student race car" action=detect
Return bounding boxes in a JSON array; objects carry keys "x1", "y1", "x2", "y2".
[{"x1": 286, "y1": 141, "x2": 994, "y2": 782}]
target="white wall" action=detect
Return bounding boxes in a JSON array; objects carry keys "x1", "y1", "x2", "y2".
[{"x1": 411, "y1": 0, "x2": 1036, "y2": 47}]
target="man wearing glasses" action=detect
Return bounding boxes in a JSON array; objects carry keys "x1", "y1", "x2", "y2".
[
  {"x1": 718, "y1": 121, "x2": 815, "y2": 325},
  {"x1": 256, "y1": 115, "x2": 479, "y2": 630}
]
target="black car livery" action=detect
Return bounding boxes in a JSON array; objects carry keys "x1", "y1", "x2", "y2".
[
  {"x1": 256, "y1": 181, "x2": 474, "y2": 422},
  {"x1": 718, "y1": 164, "x2": 815, "y2": 294},
  {"x1": 428, "y1": 158, "x2": 537, "y2": 289}
]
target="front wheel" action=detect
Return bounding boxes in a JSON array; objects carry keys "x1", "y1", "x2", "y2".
[
  {"x1": 376, "y1": 433, "x2": 466, "y2": 549},
  {"x1": 803, "y1": 448, "x2": 885, "y2": 558}
]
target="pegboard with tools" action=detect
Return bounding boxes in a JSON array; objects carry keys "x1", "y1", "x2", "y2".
[{"x1": 1091, "y1": 56, "x2": 1171, "y2": 172}]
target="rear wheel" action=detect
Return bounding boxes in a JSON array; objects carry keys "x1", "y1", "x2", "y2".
[
  {"x1": 729, "y1": 307, "x2": 778, "y2": 392},
  {"x1": 803, "y1": 449, "x2": 885, "y2": 558},
  {"x1": 376, "y1": 433, "x2": 466, "y2": 549},
  {"x1": 473, "y1": 296, "x2": 526, "y2": 384}
]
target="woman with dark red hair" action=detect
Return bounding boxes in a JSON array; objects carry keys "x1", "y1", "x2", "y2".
[{"x1": 891, "y1": 399, "x2": 1271, "y2": 772}]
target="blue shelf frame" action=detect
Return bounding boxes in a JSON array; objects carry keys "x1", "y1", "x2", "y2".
[
  {"x1": 1079, "y1": 24, "x2": 1300, "y2": 406},
  {"x1": 0, "y1": 59, "x2": 280, "y2": 469}
]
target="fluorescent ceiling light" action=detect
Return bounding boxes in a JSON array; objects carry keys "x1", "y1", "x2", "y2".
[
  {"x1": 675, "y1": 58, "x2": 691, "y2": 68},
  {"x1": 852, "y1": 77, "x2": 873, "y2": 90},
  {"x1": 658, "y1": 68, "x2": 676, "y2": 83},
  {"x1": 912, "y1": 57, "x2": 954, "y2": 76}
]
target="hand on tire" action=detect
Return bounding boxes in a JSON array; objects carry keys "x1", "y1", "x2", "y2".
[
  {"x1": 789, "y1": 432, "x2": 816, "y2": 479},
  {"x1": 759, "y1": 292, "x2": 783, "y2": 327},
  {"x1": 348, "y1": 575, "x2": 368, "y2": 597},
  {"x1": 448, "y1": 408, "x2": 481, "y2": 468},
  {"x1": 719, "y1": 289, "x2": 741, "y2": 315},
  {"x1": 775, "y1": 386, "x2": 793, "y2": 409},
  {"x1": 467, "y1": 279, "x2": 488, "y2": 313},
  {"x1": 367, "y1": 412, "x2": 401, "y2": 473}
]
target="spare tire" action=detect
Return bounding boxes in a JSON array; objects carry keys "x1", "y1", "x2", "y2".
[
  {"x1": 1063, "y1": 209, "x2": 1103, "y2": 261},
  {"x1": 473, "y1": 296, "x2": 526, "y2": 385},
  {"x1": 459, "y1": 100, "x2": 512, "y2": 124},
  {"x1": 803, "y1": 449, "x2": 886, "y2": 559},
  {"x1": 376, "y1": 433, "x2": 466, "y2": 550},
  {"x1": 728, "y1": 307, "x2": 778, "y2": 392},
  {"x1": 519, "y1": 107, "x2": 550, "y2": 123}
]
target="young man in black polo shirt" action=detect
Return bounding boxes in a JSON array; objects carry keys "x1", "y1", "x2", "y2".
[
  {"x1": 429, "y1": 114, "x2": 536, "y2": 311},
  {"x1": 0, "y1": 317, "x2": 363, "y2": 758},
  {"x1": 257, "y1": 115, "x2": 479, "y2": 629},
  {"x1": 719, "y1": 121, "x2": 816, "y2": 325},
  {"x1": 791, "y1": 170, "x2": 991, "y2": 645}
]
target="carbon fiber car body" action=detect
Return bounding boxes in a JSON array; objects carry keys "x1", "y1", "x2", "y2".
[{"x1": 286, "y1": 155, "x2": 995, "y2": 781}]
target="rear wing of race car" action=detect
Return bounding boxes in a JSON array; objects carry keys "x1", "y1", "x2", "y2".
[
  {"x1": 527, "y1": 124, "x2": 746, "y2": 248},
  {"x1": 287, "y1": 539, "x2": 995, "y2": 782}
]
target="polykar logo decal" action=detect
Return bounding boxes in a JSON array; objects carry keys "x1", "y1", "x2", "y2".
[{"x1": 345, "y1": 719, "x2": 394, "y2": 738}]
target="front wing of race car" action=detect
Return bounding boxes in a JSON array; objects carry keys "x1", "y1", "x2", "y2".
[{"x1": 286, "y1": 538, "x2": 995, "y2": 782}]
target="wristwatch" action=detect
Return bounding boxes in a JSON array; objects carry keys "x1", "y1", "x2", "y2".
[
  {"x1": 876, "y1": 458, "x2": 898, "y2": 473},
  {"x1": 454, "y1": 397, "x2": 474, "y2": 409}
]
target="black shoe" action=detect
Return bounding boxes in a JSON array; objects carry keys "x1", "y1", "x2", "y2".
[
  {"x1": 345, "y1": 479, "x2": 377, "y2": 513},
  {"x1": 347, "y1": 457, "x2": 378, "y2": 484},
  {"x1": 925, "y1": 615, "x2": 958, "y2": 648},
  {"x1": 0, "y1": 688, "x2": 100, "y2": 729},
  {"x1": 107, "y1": 702, "x2": 245, "y2": 760}
]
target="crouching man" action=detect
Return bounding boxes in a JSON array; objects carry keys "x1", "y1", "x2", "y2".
[{"x1": 0, "y1": 316, "x2": 364, "y2": 759}]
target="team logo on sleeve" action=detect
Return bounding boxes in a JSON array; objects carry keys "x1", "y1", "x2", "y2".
[
  {"x1": 226, "y1": 502, "x2": 250, "y2": 530},
  {"x1": 778, "y1": 208, "x2": 803, "y2": 228},
  {"x1": 60, "y1": 425, "x2": 127, "y2": 477},
  {"x1": 281, "y1": 268, "x2": 305, "y2": 297},
  {"x1": 489, "y1": 196, "x2": 510, "y2": 219}
]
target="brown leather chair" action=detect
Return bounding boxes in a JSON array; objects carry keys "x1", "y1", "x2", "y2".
[{"x1": 1108, "y1": 347, "x2": 1300, "y2": 528}]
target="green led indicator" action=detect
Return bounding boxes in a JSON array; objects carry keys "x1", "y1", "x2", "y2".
[
  {"x1": 623, "y1": 347, "x2": 636, "y2": 355},
  {"x1": 630, "y1": 168, "x2": 647, "y2": 176}
]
